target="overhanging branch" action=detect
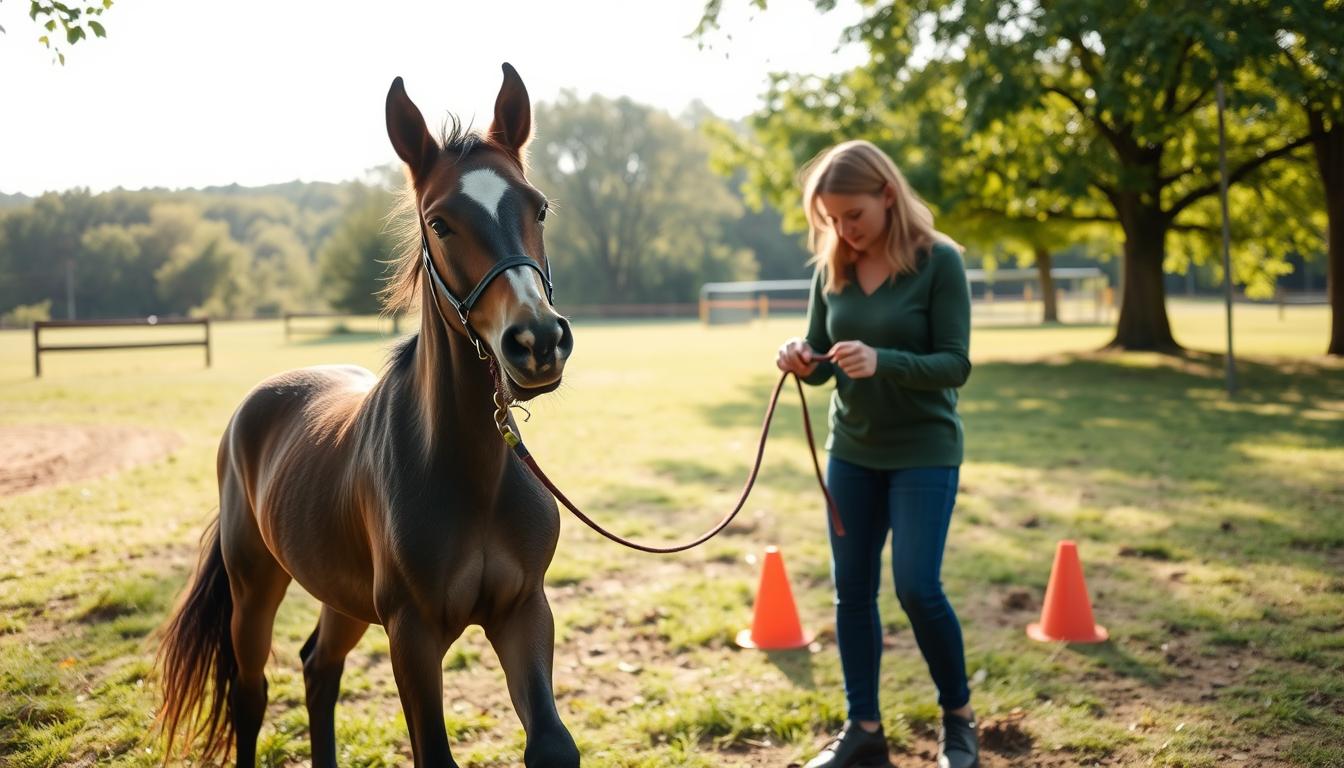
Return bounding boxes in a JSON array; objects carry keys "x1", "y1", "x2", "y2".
[{"x1": 1166, "y1": 134, "x2": 1317, "y2": 217}]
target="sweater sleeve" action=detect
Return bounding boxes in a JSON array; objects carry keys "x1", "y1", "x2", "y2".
[
  {"x1": 801, "y1": 268, "x2": 836, "y2": 386},
  {"x1": 874, "y1": 244, "x2": 972, "y2": 389}
]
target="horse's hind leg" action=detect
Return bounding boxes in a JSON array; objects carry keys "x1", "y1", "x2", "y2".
[
  {"x1": 219, "y1": 473, "x2": 291, "y2": 768},
  {"x1": 486, "y1": 589, "x2": 579, "y2": 768},
  {"x1": 301, "y1": 605, "x2": 368, "y2": 768}
]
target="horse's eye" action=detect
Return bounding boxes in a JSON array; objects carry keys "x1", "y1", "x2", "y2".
[
  {"x1": 429, "y1": 218, "x2": 452, "y2": 237},
  {"x1": 537, "y1": 203, "x2": 548, "y2": 224}
]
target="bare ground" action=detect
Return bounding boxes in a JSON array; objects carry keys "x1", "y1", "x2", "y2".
[{"x1": 0, "y1": 424, "x2": 182, "y2": 497}]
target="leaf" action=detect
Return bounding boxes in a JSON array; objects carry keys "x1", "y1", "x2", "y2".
[
  {"x1": 89, "y1": 20, "x2": 104, "y2": 37},
  {"x1": 29, "y1": 1, "x2": 41, "y2": 21},
  {"x1": 58, "y1": 51, "x2": 65, "y2": 65},
  {"x1": 38, "y1": 34, "x2": 49, "y2": 46},
  {"x1": 104, "y1": 0, "x2": 113, "y2": 8},
  {"x1": 66, "y1": 25, "x2": 84, "y2": 44},
  {"x1": 45, "y1": 19, "x2": 57, "y2": 31}
]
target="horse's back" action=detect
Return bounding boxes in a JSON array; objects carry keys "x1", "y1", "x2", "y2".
[{"x1": 223, "y1": 364, "x2": 375, "y2": 455}]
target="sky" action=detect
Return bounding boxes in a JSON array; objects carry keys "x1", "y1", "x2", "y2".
[{"x1": 0, "y1": 0, "x2": 868, "y2": 196}]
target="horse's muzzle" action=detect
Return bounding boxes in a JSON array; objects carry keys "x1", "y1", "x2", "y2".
[{"x1": 500, "y1": 314, "x2": 572, "y2": 396}]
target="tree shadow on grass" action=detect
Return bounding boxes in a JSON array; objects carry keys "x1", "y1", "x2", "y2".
[
  {"x1": 697, "y1": 353, "x2": 1343, "y2": 570},
  {"x1": 693, "y1": 352, "x2": 1344, "y2": 716}
]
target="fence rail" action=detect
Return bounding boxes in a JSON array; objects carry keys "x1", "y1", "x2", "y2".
[{"x1": 33, "y1": 317, "x2": 210, "y2": 377}]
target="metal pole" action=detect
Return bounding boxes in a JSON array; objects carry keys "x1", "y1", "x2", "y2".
[
  {"x1": 65, "y1": 259, "x2": 76, "y2": 320},
  {"x1": 1216, "y1": 81, "x2": 1237, "y2": 396}
]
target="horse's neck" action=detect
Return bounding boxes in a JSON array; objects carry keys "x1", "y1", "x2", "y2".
[{"x1": 400, "y1": 293, "x2": 509, "y2": 473}]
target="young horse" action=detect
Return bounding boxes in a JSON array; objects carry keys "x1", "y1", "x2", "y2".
[{"x1": 158, "y1": 64, "x2": 579, "y2": 768}]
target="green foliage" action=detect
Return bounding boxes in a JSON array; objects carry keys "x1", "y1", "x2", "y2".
[
  {"x1": 701, "y1": 0, "x2": 1336, "y2": 348},
  {"x1": 5, "y1": 0, "x2": 113, "y2": 64},
  {"x1": 530, "y1": 93, "x2": 757, "y2": 304},
  {"x1": 0, "y1": 185, "x2": 353, "y2": 320},
  {"x1": 317, "y1": 185, "x2": 398, "y2": 314},
  {"x1": 0, "y1": 298, "x2": 50, "y2": 327},
  {"x1": 152, "y1": 212, "x2": 251, "y2": 317}
]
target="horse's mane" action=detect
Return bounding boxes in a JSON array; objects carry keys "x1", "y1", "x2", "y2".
[{"x1": 380, "y1": 115, "x2": 496, "y2": 315}]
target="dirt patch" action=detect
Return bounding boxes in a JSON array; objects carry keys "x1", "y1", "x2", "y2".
[{"x1": 0, "y1": 424, "x2": 183, "y2": 497}]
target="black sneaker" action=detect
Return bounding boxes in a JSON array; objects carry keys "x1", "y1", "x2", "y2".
[
  {"x1": 937, "y1": 711, "x2": 979, "y2": 768},
  {"x1": 803, "y1": 720, "x2": 891, "y2": 768}
]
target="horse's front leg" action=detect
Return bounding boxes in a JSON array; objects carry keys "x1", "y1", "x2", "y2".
[
  {"x1": 386, "y1": 611, "x2": 457, "y2": 767},
  {"x1": 485, "y1": 589, "x2": 580, "y2": 767}
]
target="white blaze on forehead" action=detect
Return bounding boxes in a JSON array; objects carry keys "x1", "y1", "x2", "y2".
[{"x1": 459, "y1": 168, "x2": 510, "y2": 223}]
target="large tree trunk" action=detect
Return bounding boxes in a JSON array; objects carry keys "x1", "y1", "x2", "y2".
[
  {"x1": 1107, "y1": 199, "x2": 1180, "y2": 351},
  {"x1": 1034, "y1": 245, "x2": 1059, "y2": 323},
  {"x1": 1313, "y1": 120, "x2": 1344, "y2": 356}
]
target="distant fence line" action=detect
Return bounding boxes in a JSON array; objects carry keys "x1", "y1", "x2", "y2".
[
  {"x1": 32, "y1": 317, "x2": 211, "y2": 377},
  {"x1": 283, "y1": 311, "x2": 405, "y2": 342}
]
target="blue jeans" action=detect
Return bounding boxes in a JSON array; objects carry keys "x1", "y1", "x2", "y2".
[{"x1": 826, "y1": 456, "x2": 970, "y2": 719}]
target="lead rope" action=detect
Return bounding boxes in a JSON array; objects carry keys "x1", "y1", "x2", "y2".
[{"x1": 488, "y1": 358, "x2": 845, "y2": 554}]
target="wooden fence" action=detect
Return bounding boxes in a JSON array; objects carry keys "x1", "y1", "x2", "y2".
[{"x1": 32, "y1": 318, "x2": 210, "y2": 377}]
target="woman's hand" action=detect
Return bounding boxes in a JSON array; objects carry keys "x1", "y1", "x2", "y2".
[
  {"x1": 776, "y1": 337, "x2": 819, "y2": 377},
  {"x1": 828, "y1": 340, "x2": 877, "y2": 379}
]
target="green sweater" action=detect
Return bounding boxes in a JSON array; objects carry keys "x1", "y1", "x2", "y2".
[{"x1": 802, "y1": 242, "x2": 972, "y2": 469}]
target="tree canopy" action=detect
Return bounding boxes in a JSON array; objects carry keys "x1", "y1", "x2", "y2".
[{"x1": 700, "y1": 0, "x2": 1340, "y2": 352}]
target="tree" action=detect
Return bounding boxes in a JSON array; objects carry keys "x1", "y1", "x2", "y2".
[
  {"x1": 0, "y1": 185, "x2": 357, "y2": 319},
  {"x1": 245, "y1": 221, "x2": 318, "y2": 316},
  {"x1": 1253, "y1": 1, "x2": 1344, "y2": 354},
  {"x1": 702, "y1": 0, "x2": 1322, "y2": 351},
  {"x1": 317, "y1": 186, "x2": 398, "y2": 314},
  {"x1": 706, "y1": 60, "x2": 1122, "y2": 324},
  {"x1": 0, "y1": 0, "x2": 112, "y2": 64},
  {"x1": 142, "y1": 204, "x2": 251, "y2": 317},
  {"x1": 529, "y1": 92, "x2": 753, "y2": 305}
]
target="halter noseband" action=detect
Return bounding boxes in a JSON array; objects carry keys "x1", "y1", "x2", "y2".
[{"x1": 419, "y1": 228, "x2": 555, "y2": 356}]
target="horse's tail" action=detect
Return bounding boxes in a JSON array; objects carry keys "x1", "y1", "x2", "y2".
[{"x1": 156, "y1": 516, "x2": 236, "y2": 764}]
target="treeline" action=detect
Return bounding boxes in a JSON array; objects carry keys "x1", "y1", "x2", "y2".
[{"x1": 0, "y1": 95, "x2": 811, "y2": 325}]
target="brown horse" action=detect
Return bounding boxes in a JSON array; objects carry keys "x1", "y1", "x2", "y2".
[{"x1": 157, "y1": 64, "x2": 578, "y2": 767}]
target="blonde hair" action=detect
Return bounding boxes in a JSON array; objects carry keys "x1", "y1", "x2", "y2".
[{"x1": 800, "y1": 140, "x2": 960, "y2": 293}]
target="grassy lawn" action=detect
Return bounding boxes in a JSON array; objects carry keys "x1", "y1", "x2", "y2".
[{"x1": 1, "y1": 299, "x2": 1341, "y2": 766}]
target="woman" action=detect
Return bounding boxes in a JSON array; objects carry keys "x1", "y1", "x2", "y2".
[{"x1": 776, "y1": 140, "x2": 977, "y2": 768}]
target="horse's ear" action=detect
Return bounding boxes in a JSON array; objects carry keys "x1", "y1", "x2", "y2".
[
  {"x1": 489, "y1": 63, "x2": 532, "y2": 162},
  {"x1": 386, "y1": 77, "x2": 439, "y2": 181}
]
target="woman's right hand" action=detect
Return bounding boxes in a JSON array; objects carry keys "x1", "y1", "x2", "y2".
[{"x1": 776, "y1": 337, "x2": 820, "y2": 377}]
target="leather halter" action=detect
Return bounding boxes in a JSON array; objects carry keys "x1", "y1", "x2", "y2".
[{"x1": 420, "y1": 228, "x2": 553, "y2": 355}]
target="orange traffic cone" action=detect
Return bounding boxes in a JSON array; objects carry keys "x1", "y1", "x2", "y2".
[
  {"x1": 1026, "y1": 540, "x2": 1108, "y2": 643},
  {"x1": 736, "y1": 546, "x2": 812, "y2": 650}
]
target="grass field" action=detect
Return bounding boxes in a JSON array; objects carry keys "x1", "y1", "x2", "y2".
[{"x1": 2, "y1": 300, "x2": 1341, "y2": 767}]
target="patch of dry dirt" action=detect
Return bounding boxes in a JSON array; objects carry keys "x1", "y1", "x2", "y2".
[{"x1": 0, "y1": 424, "x2": 183, "y2": 496}]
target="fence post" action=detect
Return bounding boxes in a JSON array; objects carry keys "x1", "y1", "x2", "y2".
[
  {"x1": 33, "y1": 323, "x2": 41, "y2": 378},
  {"x1": 205, "y1": 319, "x2": 212, "y2": 368}
]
